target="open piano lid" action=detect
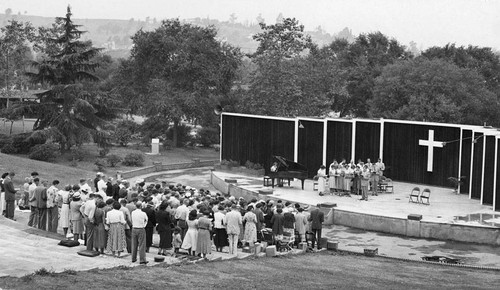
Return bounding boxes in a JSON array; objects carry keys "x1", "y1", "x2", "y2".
[{"x1": 273, "y1": 155, "x2": 308, "y2": 172}]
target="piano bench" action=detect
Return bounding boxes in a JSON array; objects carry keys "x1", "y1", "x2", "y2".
[{"x1": 263, "y1": 176, "x2": 272, "y2": 187}]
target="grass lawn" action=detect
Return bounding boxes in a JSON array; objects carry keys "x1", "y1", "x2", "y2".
[
  {"x1": 0, "y1": 118, "x2": 35, "y2": 135},
  {"x1": 0, "y1": 252, "x2": 498, "y2": 290},
  {"x1": 0, "y1": 144, "x2": 218, "y2": 188},
  {"x1": 0, "y1": 118, "x2": 219, "y2": 184}
]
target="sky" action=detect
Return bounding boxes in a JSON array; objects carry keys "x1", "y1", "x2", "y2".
[{"x1": 1, "y1": 0, "x2": 499, "y2": 50}]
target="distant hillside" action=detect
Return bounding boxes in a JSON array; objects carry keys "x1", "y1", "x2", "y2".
[{"x1": 0, "y1": 13, "x2": 355, "y2": 58}]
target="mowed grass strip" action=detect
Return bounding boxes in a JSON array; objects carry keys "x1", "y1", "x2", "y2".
[
  {"x1": 0, "y1": 152, "x2": 94, "y2": 187},
  {"x1": 0, "y1": 252, "x2": 498, "y2": 290}
]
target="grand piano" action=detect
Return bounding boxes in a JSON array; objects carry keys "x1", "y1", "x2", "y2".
[{"x1": 267, "y1": 155, "x2": 308, "y2": 190}]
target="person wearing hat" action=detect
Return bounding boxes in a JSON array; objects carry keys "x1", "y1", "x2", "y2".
[
  {"x1": 79, "y1": 179, "x2": 93, "y2": 195},
  {"x1": 70, "y1": 192, "x2": 84, "y2": 241},
  {"x1": 58, "y1": 184, "x2": 72, "y2": 238}
]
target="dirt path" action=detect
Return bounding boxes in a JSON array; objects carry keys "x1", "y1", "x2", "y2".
[{"x1": 0, "y1": 252, "x2": 498, "y2": 289}]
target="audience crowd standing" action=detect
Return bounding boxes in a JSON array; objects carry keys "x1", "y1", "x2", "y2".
[{"x1": 1, "y1": 171, "x2": 324, "y2": 263}]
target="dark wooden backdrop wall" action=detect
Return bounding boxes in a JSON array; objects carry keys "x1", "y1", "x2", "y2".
[
  {"x1": 221, "y1": 115, "x2": 295, "y2": 174},
  {"x1": 326, "y1": 121, "x2": 352, "y2": 165},
  {"x1": 298, "y1": 120, "x2": 324, "y2": 178},
  {"x1": 483, "y1": 136, "x2": 496, "y2": 205},
  {"x1": 460, "y1": 130, "x2": 473, "y2": 194},
  {"x1": 383, "y1": 122, "x2": 460, "y2": 187},
  {"x1": 471, "y1": 132, "x2": 484, "y2": 200},
  {"x1": 355, "y1": 121, "x2": 381, "y2": 164},
  {"x1": 496, "y1": 139, "x2": 500, "y2": 211}
]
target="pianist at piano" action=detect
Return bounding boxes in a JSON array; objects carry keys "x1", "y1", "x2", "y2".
[{"x1": 267, "y1": 156, "x2": 308, "y2": 190}]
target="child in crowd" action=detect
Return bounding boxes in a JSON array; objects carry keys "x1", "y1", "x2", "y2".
[{"x1": 172, "y1": 227, "x2": 182, "y2": 254}]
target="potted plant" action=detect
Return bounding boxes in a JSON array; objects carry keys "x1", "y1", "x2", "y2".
[{"x1": 447, "y1": 176, "x2": 466, "y2": 194}]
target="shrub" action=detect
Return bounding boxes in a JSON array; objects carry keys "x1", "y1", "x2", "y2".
[
  {"x1": 0, "y1": 134, "x2": 12, "y2": 148},
  {"x1": 197, "y1": 127, "x2": 219, "y2": 147},
  {"x1": 70, "y1": 159, "x2": 78, "y2": 167},
  {"x1": 114, "y1": 127, "x2": 133, "y2": 147},
  {"x1": 116, "y1": 119, "x2": 139, "y2": 134},
  {"x1": 139, "y1": 117, "x2": 169, "y2": 145},
  {"x1": 253, "y1": 163, "x2": 263, "y2": 170},
  {"x1": 68, "y1": 148, "x2": 87, "y2": 161},
  {"x1": 106, "y1": 154, "x2": 122, "y2": 167},
  {"x1": 229, "y1": 159, "x2": 240, "y2": 167},
  {"x1": 123, "y1": 152, "x2": 145, "y2": 167},
  {"x1": 28, "y1": 144, "x2": 58, "y2": 161},
  {"x1": 162, "y1": 139, "x2": 174, "y2": 150},
  {"x1": 245, "y1": 160, "x2": 255, "y2": 169},
  {"x1": 98, "y1": 147, "x2": 110, "y2": 157},
  {"x1": 1, "y1": 143, "x2": 17, "y2": 154},
  {"x1": 94, "y1": 158, "x2": 106, "y2": 172},
  {"x1": 166, "y1": 124, "x2": 194, "y2": 147},
  {"x1": 12, "y1": 133, "x2": 46, "y2": 154}
]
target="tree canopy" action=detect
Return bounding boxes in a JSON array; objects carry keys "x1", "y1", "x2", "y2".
[
  {"x1": 119, "y1": 19, "x2": 242, "y2": 146},
  {"x1": 369, "y1": 58, "x2": 500, "y2": 126},
  {"x1": 19, "y1": 6, "x2": 119, "y2": 150}
]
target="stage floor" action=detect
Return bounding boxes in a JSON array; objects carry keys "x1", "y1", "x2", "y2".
[{"x1": 213, "y1": 171, "x2": 499, "y2": 227}]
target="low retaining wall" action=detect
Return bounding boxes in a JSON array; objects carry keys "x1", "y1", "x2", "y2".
[
  {"x1": 333, "y1": 208, "x2": 500, "y2": 245},
  {"x1": 211, "y1": 172, "x2": 333, "y2": 223},
  {"x1": 118, "y1": 159, "x2": 218, "y2": 180},
  {"x1": 211, "y1": 172, "x2": 500, "y2": 245}
]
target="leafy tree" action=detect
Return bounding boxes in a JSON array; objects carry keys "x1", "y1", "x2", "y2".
[
  {"x1": 19, "y1": 6, "x2": 119, "y2": 151},
  {"x1": 243, "y1": 17, "x2": 320, "y2": 116},
  {"x1": 0, "y1": 20, "x2": 36, "y2": 107},
  {"x1": 421, "y1": 44, "x2": 500, "y2": 94},
  {"x1": 369, "y1": 58, "x2": 500, "y2": 126},
  {"x1": 120, "y1": 19, "x2": 241, "y2": 147},
  {"x1": 327, "y1": 32, "x2": 412, "y2": 117}
]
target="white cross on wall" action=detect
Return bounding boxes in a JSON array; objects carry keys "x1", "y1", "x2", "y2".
[{"x1": 419, "y1": 130, "x2": 444, "y2": 172}]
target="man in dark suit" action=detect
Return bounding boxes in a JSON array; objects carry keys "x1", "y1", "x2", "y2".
[
  {"x1": 35, "y1": 180, "x2": 48, "y2": 230},
  {"x1": 308, "y1": 204, "x2": 325, "y2": 250},
  {"x1": 3, "y1": 172, "x2": 17, "y2": 220}
]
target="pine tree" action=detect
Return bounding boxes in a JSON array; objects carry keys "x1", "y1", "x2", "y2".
[{"x1": 22, "y1": 6, "x2": 117, "y2": 151}]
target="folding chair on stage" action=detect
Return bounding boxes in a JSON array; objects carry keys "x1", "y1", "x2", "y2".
[
  {"x1": 420, "y1": 188, "x2": 431, "y2": 205},
  {"x1": 384, "y1": 178, "x2": 394, "y2": 193},
  {"x1": 313, "y1": 175, "x2": 319, "y2": 191},
  {"x1": 409, "y1": 187, "x2": 420, "y2": 203}
]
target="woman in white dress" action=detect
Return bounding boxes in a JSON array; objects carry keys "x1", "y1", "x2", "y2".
[
  {"x1": 181, "y1": 209, "x2": 199, "y2": 256},
  {"x1": 317, "y1": 165, "x2": 327, "y2": 196},
  {"x1": 58, "y1": 185, "x2": 72, "y2": 237},
  {"x1": 328, "y1": 161, "x2": 338, "y2": 194}
]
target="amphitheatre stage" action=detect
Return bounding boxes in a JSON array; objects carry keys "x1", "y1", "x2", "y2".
[{"x1": 211, "y1": 170, "x2": 500, "y2": 246}]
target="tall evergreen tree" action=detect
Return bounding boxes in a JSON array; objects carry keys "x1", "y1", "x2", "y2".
[{"x1": 20, "y1": 6, "x2": 118, "y2": 151}]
